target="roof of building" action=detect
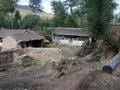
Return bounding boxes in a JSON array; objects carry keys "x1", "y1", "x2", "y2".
[
  {"x1": 0, "y1": 29, "x2": 25, "y2": 38},
  {"x1": 11, "y1": 31, "x2": 44, "y2": 43},
  {"x1": 54, "y1": 28, "x2": 89, "y2": 37},
  {"x1": 111, "y1": 23, "x2": 120, "y2": 33}
]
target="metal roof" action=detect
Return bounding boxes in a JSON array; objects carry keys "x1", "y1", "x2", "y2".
[
  {"x1": 11, "y1": 31, "x2": 44, "y2": 43},
  {"x1": 0, "y1": 29, "x2": 25, "y2": 38},
  {"x1": 54, "y1": 28, "x2": 89, "y2": 37}
]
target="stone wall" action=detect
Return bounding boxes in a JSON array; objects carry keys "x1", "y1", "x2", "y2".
[
  {"x1": 0, "y1": 48, "x2": 64, "y2": 65},
  {"x1": 0, "y1": 50, "x2": 14, "y2": 64},
  {"x1": 25, "y1": 48, "x2": 64, "y2": 65}
]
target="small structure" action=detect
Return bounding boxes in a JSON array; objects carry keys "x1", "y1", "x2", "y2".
[
  {"x1": 53, "y1": 28, "x2": 90, "y2": 46},
  {"x1": 2, "y1": 31, "x2": 44, "y2": 51},
  {"x1": 0, "y1": 29, "x2": 25, "y2": 48},
  {"x1": 112, "y1": 24, "x2": 120, "y2": 37}
]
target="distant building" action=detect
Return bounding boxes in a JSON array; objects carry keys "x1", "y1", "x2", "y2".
[
  {"x1": 16, "y1": 4, "x2": 53, "y2": 17},
  {"x1": 112, "y1": 23, "x2": 120, "y2": 37},
  {"x1": 53, "y1": 28, "x2": 90, "y2": 46}
]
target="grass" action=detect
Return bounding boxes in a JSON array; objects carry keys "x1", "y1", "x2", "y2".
[
  {"x1": 47, "y1": 43, "x2": 81, "y2": 59},
  {"x1": 21, "y1": 56, "x2": 36, "y2": 68}
]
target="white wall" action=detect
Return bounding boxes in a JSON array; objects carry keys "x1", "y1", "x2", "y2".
[
  {"x1": 59, "y1": 39, "x2": 69, "y2": 44},
  {"x1": 0, "y1": 43, "x2": 2, "y2": 47},
  {"x1": 53, "y1": 36, "x2": 86, "y2": 46},
  {"x1": 2, "y1": 36, "x2": 18, "y2": 51},
  {"x1": 72, "y1": 40, "x2": 85, "y2": 46}
]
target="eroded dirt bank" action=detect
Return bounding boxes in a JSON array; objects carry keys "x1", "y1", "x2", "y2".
[{"x1": 0, "y1": 55, "x2": 120, "y2": 90}]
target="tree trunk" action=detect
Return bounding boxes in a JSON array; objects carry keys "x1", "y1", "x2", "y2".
[{"x1": 103, "y1": 53, "x2": 120, "y2": 73}]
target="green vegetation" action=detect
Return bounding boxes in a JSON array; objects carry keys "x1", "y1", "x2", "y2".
[
  {"x1": 20, "y1": 14, "x2": 40, "y2": 29},
  {"x1": 51, "y1": 0, "x2": 86, "y2": 27},
  {"x1": 80, "y1": 0, "x2": 117, "y2": 40},
  {"x1": 21, "y1": 56, "x2": 35, "y2": 68},
  {"x1": 0, "y1": 0, "x2": 18, "y2": 28},
  {"x1": 47, "y1": 43, "x2": 81, "y2": 59}
]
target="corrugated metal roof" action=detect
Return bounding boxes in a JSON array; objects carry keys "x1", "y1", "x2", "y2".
[
  {"x1": 112, "y1": 24, "x2": 120, "y2": 32},
  {"x1": 0, "y1": 29, "x2": 25, "y2": 38},
  {"x1": 54, "y1": 28, "x2": 89, "y2": 37}
]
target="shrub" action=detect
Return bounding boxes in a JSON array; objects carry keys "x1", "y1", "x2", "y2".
[{"x1": 21, "y1": 56, "x2": 34, "y2": 68}]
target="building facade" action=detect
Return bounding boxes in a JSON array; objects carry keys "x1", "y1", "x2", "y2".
[
  {"x1": 0, "y1": 29, "x2": 45, "y2": 51},
  {"x1": 53, "y1": 28, "x2": 90, "y2": 46}
]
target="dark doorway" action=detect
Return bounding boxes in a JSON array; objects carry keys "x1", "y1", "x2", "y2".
[{"x1": 20, "y1": 40, "x2": 43, "y2": 48}]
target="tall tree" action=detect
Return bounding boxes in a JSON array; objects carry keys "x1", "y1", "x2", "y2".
[
  {"x1": 65, "y1": 0, "x2": 80, "y2": 15},
  {"x1": 51, "y1": 1, "x2": 67, "y2": 27},
  {"x1": 64, "y1": 0, "x2": 84, "y2": 27},
  {"x1": 29, "y1": 0, "x2": 42, "y2": 13},
  {"x1": 51, "y1": 0, "x2": 85, "y2": 27},
  {"x1": 0, "y1": 0, "x2": 19, "y2": 28},
  {"x1": 80, "y1": 0, "x2": 117, "y2": 39},
  {"x1": 20, "y1": 14, "x2": 40, "y2": 29}
]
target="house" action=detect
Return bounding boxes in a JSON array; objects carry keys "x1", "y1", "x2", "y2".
[
  {"x1": 2, "y1": 31, "x2": 44, "y2": 51},
  {"x1": 112, "y1": 23, "x2": 120, "y2": 37},
  {"x1": 16, "y1": 4, "x2": 53, "y2": 18},
  {"x1": 52, "y1": 28, "x2": 90, "y2": 46}
]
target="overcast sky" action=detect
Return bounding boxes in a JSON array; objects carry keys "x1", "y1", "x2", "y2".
[{"x1": 18, "y1": 0, "x2": 120, "y2": 14}]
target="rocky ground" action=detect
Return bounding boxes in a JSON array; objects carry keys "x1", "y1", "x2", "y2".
[
  {"x1": 0, "y1": 43, "x2": 120, "y2": 90},
  {"x1": 0, "y1": 54, "x2": 120, "y2": 90}
]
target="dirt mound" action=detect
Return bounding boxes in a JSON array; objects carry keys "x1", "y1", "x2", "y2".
[
  {"x1": 48, "y1": 59, "x2": 120, "y2": 90},
  {"x1": 77, "y1": 71, "x2": 120, "y2": 90}
]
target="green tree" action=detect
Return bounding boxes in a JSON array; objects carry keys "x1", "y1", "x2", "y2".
[
  {"x1": 113, "y1": 14, "x2": 120, "y2": 22},
  {"x1": 51, "y1": 0, "x2": 85, "y2": 27},
  {"x1": 20, "y1": 14, "x2": 40, "y2": 29},
  {"x1": 0, "y1": 0, "x2": 19, "y2": 28},
  {"x1": 51, "y1": 1, "x2": 67, "y2": 27},
  {"x1": 80, "y1": 0, "x2": 117, "y2": 39},
  {"x1": 13, "y1": 10, "x2": 21, "y2": 29},
  {"x1": 14, "y1": 10, "x2": 21, "y2": 20}
]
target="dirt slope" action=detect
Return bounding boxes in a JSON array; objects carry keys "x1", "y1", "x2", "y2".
[{"x1": 0, "y1": 57, "x2": 120, "y2": 90}]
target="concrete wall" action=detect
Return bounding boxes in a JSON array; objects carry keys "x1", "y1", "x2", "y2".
[
  {"x1": 2, "y1": 36, "x2": 18, "y2": 51},
  {"x1": 25, "y1": 48, "x2": 64, "y2": 65},
  {"x1": 0, "y1": 48, "x2": 63, "y2": 65}
]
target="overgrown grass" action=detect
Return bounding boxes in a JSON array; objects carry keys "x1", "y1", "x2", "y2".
[{"x1": 47, "y1": 43, "x2": 81, "y2": 59}]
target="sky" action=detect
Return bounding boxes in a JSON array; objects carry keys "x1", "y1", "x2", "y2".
[
  {"x1": 18, "y1": 0, "x2": 61, "y2": 14},
  {"x1": 18, "y1": 0, "x2": 120, "y2": 14}
]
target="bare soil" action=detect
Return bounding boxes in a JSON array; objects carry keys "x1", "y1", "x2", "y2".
[{"x1": 0, "y1": 55, "x2": 120, "y2": 90}]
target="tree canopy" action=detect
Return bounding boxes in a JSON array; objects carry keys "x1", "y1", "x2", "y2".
[
  {"x1": 80, "y1": 0, "x2": 117, "y2": 39},
  {"x1": 0, "y1": 0, "x2": 19, "y2": 28},
  {"x1": 29, "y1": 0, "x2": 42, "y2": 13}
]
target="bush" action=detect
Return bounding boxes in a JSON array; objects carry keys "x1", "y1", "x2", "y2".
[
  {"x1": 21, "y1": 56, "x2": 34, "y2": 68},
  {"x1": 20, "y1": 14, "x2": 40, "y2": 29},
  {"x1": 104, "y1": 36, "x2": 120, "y2": 53}
]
